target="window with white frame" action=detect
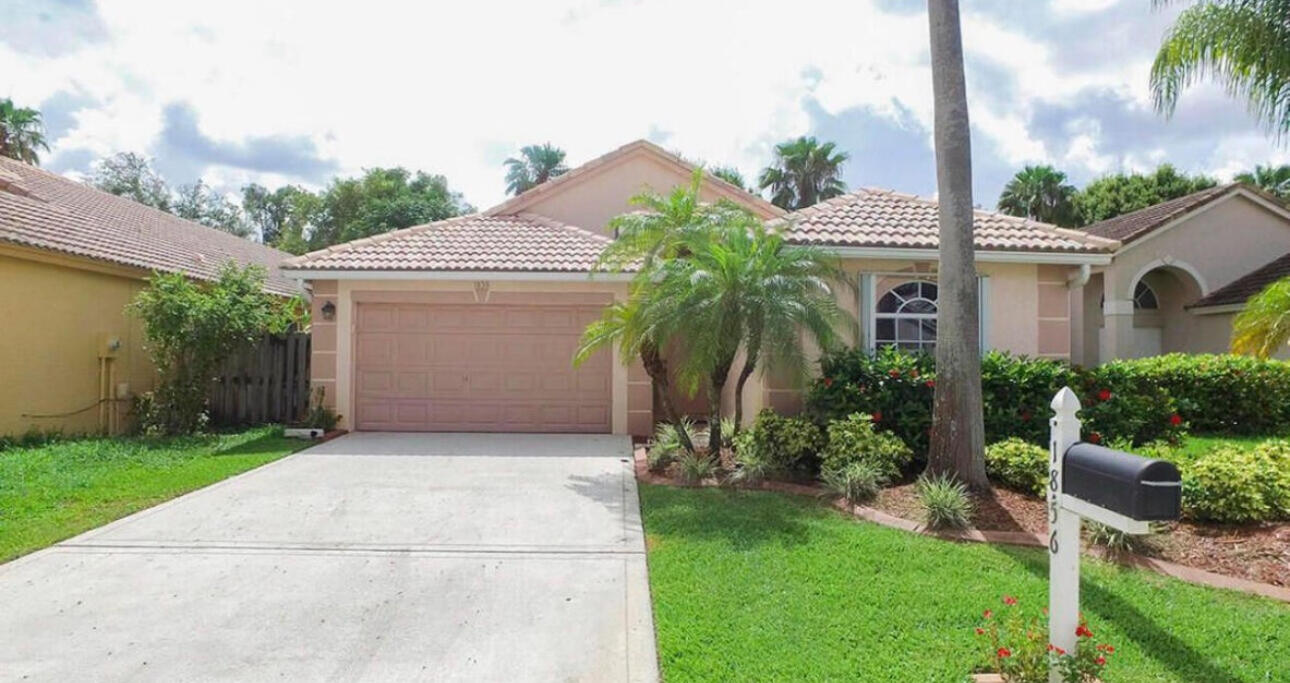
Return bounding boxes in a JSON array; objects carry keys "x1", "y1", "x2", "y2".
[
  {"x1": 874, "y1": 281, "x2": 938, "y2": 352},
  {"x1": 1133, "y1": 281, "x2": 1159, "y2": 310}
]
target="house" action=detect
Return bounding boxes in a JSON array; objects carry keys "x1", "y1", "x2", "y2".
[
  {"x1": 281, "y1": 140, "x2": 1120, "y2": 436},
  {"x1": 0, "y1": 156, "x2": 297, "y2": 436},
  {"x1": 1069, "y1": 183, "x2": 1290, "y2": 364}
]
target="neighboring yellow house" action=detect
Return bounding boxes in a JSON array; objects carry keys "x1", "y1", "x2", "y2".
[{"x1": 0, "y1": 157, "x2": 297, "y2": 437}]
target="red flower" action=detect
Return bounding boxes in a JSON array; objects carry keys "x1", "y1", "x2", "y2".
[
  {"x1": 1169, "y1": 413, "x2": 1182, "y2": 426},
  {"x1": 925, "y1": 379, "x2": 936, "y2": 388},
  {"x1": 1098, "y1": 388, "x2": 1112, "y2": 401},
  {"x1": 872, "y1": 411, "x2": 883, "y2": 423},
  {"x1": 1088, "y1": 432, "x2": 1102, "y2": 444},
  {"x1": 822, "y1": 377, "x2": 834, "y2": 387},
  {"x1": 983, "y1": 609, "x2": 993, "y2": 619},
  {"x1": 1104, "y1": 645, "x2": 1115, "y2": 654},
  {"x1": 997, "y1": 647, "x2": 1012, "y2": 659},
  {"x1": 1021, "y1": 410, "x2": 1032, "y2": 421},
  {"x1": 1096, "y1": 656, "x2": 1107, "y2": 666},
  {"x1": 975, "y1": 627, "x2": 985, "y2": 635},
  {"x1": 1076, "y1": 625, "x2": 1094, "y2": 639},
  {"x1": 1002, "y1": 595, "x2": 1017, "y2": 606},
  {"x1": 1047, "y1": 644, "x2": 1054, "y2": 652},
  {"x1": 911, "y1": 369, "x2": 920, "y2": 378},
  {"x1": 888, "y1": 369, "x2": 901, "y2": 378},
  {"x1": 1054, "y1": 646, "x2": 1066, "y2": 656}
]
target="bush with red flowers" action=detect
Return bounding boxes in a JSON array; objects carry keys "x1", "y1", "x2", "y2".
[{"x1": 975, "y1": 596, "x2": 1114, "y2": 682}]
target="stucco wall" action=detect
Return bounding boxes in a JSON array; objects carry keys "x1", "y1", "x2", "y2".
[
  {"x1": 321, "y1": 278, "x2": 638, "y2": 435},
  {"x1": 0, "y1": 249, "x2": 155, "y2": 436},
  {"x1": 520, "y1": 153, "x2": 775, "y2": 232}
]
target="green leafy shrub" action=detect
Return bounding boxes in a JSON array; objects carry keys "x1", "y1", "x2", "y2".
[
  {"x1": 676, "y1": 450, "x2": 718, "y2": 484},
  {"x1": 808, "y1": 347, "x2": 935, "y2": 455},
  {"x1": 819, "y1": 413, "x2": 913, "y2": 482},
  {"x1": 1076, "y1": 364, "x2": 1186, "y2": 446},
  {"x1": 821, "y1": 460, "x2": 883, "y2": 502},
  {"x1": 648, "y1": 418, "x2": 696, "y2": 472},
  {"x1": 980, "y1": 352, "x2": 1076, "y2": 446},
  {"x1": 916, "y1": 473, "x2": 974, "y2": 530},
  {"x1": 1250, "y1": 440, "x2": 1290, "y2": 518},
  {"x1": 730, "y1": 429, "x2": 772, "y2": 484},
  {"x1": 1182, "y1": 448, "x2": 1272, "y2": 522},
  {"x1": 740, "y1": 409, "x2": 825, "y2": 472},
  {"x1": 984, "y1": 438, "x2": 1049, "y2": 497},
  {"x1": 1115, "y1": 354, "x2": 1290, "y2": 434}
]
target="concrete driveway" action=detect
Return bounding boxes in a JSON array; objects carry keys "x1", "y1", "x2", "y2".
[{"x1": 0, "y1": 433, "x2": 658, "y2": 682}]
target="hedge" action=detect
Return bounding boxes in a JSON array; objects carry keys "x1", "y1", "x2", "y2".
[{"x1": 805, "y1": 349, "x2": 1290, "y2": 455}]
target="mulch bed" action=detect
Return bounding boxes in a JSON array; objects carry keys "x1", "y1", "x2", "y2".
[{"x1": 870, "y1": 483, "x2": 1290, "y2": 587}]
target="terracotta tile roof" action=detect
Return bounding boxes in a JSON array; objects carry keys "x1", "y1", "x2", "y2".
[
  {"x1": 0, "y1": 157, "x2": 298, "y2": 295},
  {"x1": 281, "y1": 213, "x2": 615, "y2": 272},
  {"x1": 1081, "y1": 183, "x2": 1245, "y2": 245},
  {"x1": 775, "y1": 188, "x2": 1119, "y2": 253},
  {"x1": 483, "y1": 139, "x2": 785, "y2": 220},
  {"x1": 1191, "y1": 251, "x2": 1290, "y2": 309}
]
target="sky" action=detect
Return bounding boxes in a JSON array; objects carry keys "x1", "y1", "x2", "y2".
[{"x1": 1, "y1": 0, "x2": 1285, "y2": 213}]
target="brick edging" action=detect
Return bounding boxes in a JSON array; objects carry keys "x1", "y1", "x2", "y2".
[{"x1": 633, "y1": 448, "x2": 1290, "y2": 604}]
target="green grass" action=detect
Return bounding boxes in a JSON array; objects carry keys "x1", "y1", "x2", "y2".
[
  {"x1": 0, "y1": 426, "x2": 306, "y2": 562},
  {"x1": 640, "y1": 484, "x2": 1289, "y2": 682}
]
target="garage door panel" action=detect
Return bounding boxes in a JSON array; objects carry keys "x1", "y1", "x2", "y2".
[{"x1": 355, "y1": 302, "x2": 611, "y2": 433}]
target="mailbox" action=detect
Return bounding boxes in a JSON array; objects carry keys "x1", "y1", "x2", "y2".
[{"x1": 1063, "y1": 443, "x2": 1181, "y2": 521}]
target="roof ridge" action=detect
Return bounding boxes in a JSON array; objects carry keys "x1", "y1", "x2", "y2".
[
  {"x1": 282, "y1": 214, "x2": 482, "y2": 267},
  {"x1": 1083, "y1": 182, "x2": 1237, "y2": 232},
  {"x1": 514, "y1": 211, "x2": 612, "y2": 244}
]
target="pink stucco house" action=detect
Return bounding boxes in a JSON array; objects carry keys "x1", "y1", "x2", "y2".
[{"x1": 281, "y1": 140, "x2": 1290, "y2": 436}]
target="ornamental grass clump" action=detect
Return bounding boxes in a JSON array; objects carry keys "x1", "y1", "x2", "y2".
[
  {"x1": 676, "y1": 450, "x2": 718, "y2": 485},
  {"x1": 821, "y1": 460, "x2": 884, "y2": 502},
  {"x1": 975, "y1": 595, "x2": 1115, "y2": 682},
  {"x1": 915, "y1": 472, "x2": 973, "y2": 530},
  {"x1": 648, "y1": 418, "x2": 698, "y2": 472}
]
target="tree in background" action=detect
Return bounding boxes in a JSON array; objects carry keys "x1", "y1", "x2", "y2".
[
  {"x1": 996, "y1": 164, "x2": 1077, "y2": 226},
  {"x1": 758, "y1": 136, "x2": 850, "y2": 210},
  {"x1": 309, "y1": 168, "x2": 471, "y2": 248},
  {"x1": 0, "y1": 98, "x2": 49, "y2": 165},
  {"x1": 1232, "y1": 276, "x2": 1290, "y2": 358},
  {"x1": 926, "y1": 0, "x2": 988, "y2": 489},
  {"x1": 242, "y1": 183, "x2": 322, "y2": 253},
  {"x1": 91, "y1": 152, "x2": 173, "y2": 211},
  {"x1": 710, "y1": 165, "x2": 748, "y2": 191},
  {"x1": 1152, "y1": 0, "x2": 1290, "y2": 137},
  {"x1": 503, "y1": 143, "x2": 569, "y2": 196},
  {"x1": 1074, "y1": 164, "x2": 1216, "y2": 225},
  {"x1": 1236, "y1": 164, "x2": 1290, "y2": 200},
  {"x1": 174, "y1": 180, "x2": 251, "y2": 237}
]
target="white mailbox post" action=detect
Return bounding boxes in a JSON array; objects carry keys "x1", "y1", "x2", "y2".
[{"x1": 1048, "y1": 388, "x2": 1180, "y2": 683}]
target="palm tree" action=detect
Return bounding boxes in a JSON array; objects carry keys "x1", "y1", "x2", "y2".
[
  {"x1": 758, "y1": 136, "x2": 850, "y2": 210},
  {"x1": 710, "y1": 165, "x2": 748, "y2": 191},
  {"x1": 574, "y1": 296, "x2": 694, "y2": 453},
  {"x1": 1151, "y1": 0, "x2": 1290, "y2": 137},
  {"x1": 997, "y1": 165, "x2": 1077, "y2": 226},
  {"x1": 1236, "y1": 164, "x2": 1290, "y2": 200},
  {"x1": 503, "y1": 143, "x2": 569, "y2": 195},
  {"x1": 0, "y1": 98, "x2": 50, "y2": 165},
  {"x1": 1232, "y1": 276, "x2": 1290, "y2": 357},
  {"x1": 926, "y1": 0, "x2": 988, "y2": 490}
]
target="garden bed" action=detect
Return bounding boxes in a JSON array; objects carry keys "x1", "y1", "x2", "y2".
[{"x1": 876, "y1": 481, "x2": 1290, "y2": 588}]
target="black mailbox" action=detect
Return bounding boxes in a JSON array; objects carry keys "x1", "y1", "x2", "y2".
[{"x1": 1063, "y1": 443, "x2": 1182, "y2": 521}]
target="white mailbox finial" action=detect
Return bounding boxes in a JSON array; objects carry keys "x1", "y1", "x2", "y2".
[{"x1": 1050, "y1": 385, "x2": 1080, "y2": 414}]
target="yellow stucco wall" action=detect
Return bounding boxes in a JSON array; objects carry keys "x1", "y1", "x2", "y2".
[{"x1": 0, "y1": 248, "x2": 155, "y2": 436}]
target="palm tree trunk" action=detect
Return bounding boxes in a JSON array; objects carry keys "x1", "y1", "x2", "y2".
[
  {"x1": 640, "y1": 342, "x2": 693, "y2": 453},
  {"x1": 926, "y1": 0, "x2": 989, "y2": 490},
  {"x1": 706, "y1": 357, "x2": 735, "y2": 453},
  {"x1": 732, "y1": 338, "x2": 761, "y2": 435}
]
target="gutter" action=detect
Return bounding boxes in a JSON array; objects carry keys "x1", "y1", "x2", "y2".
[{"x1": 824, "y1": 246, "x2": 1114, "y2": 266}]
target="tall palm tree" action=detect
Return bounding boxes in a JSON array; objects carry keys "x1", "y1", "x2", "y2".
[
  {"x1": 1236, "y1": 164, "x2": 1290, "y2": 200},
  {"x1": 1151, "y1": 0, "x2": 1290, "y2": 137},
  {"x1": 1232, "y1": 276, "x2": 1290, "y2": 357},
  {"x1": 710, "y1": 165, "x2": 748, "y2": 191},
  {"x1": 926, "y1": 0, "x2": 988, "y2": 490},
  {"x1": 758, "y1": 136, "x2": 850, "y2": 210},
  {"x1": 997, "y1": 165, "x2": 1077, "y2": 226},
  {"x1": 503, "y1": 143, "x2": 569, "y2": 195},
  {"x1": 0, "y1": 98, "x2": 50, "y2": 165}
]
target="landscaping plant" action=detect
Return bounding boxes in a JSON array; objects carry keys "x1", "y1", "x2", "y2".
[
  {"x1": 648, "y1": 418, "x2": 699, "y2": 472},
  {"x1": 984, "y1": 438, "x2": 1049, "y2": 497},
  {"x1": 819, "y1": 412, "x2": 913, "y2": 482},
  {"x1": 740, "y1": 409, "x2": 825, "y2": 473},
  {"x1": 975, "y1": 595, "x2": 1114, "y2": 682},
  {"x1": 300, "y1": 386, "x2": 340, "y2": 431},
  {"x1": 916, "y1": 472, "x2": 974, "y2": 530},
  {"x1": 821, "y1": 460, "x2": 883, "y2": 502},
  {"x1": 676, "y1": 450, "x2": 718, "y2": 485},
  {"x1": 1182, "y1": 440, "x2": 1290, "y2": 523},
  {"x1": 130, "y1": 264, "x2": 299, "y2": 435}
]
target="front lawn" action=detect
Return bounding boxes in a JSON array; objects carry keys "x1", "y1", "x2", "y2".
[
  {"x1": 640, "y1": 484, "x2": 1289, "y2": 682},
  {"x1": 0, "y1": 426, "x2": 306, "y2": 562}
]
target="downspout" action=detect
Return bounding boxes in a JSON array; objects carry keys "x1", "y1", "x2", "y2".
[{"x1": 1067, "y1": 263, "x2": 1091, "y2": 289}]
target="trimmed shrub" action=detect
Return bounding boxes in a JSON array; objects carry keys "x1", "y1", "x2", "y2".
[
  {"x1": 821, "y1": 460, "x2": 884, "y2": 502},
  {"x1": 916, "y1": 473, "x2": 974, "y2": 529},
  {"x1": 980, "y1": 352, "x2": 1075, "y2": 446},
  {"x1": 819, "y1": 413, "x2": 913, "y2": 482},
  {"x1": 1114, "y1": 354, "x2": 1290, "y2": 434},
  {"x1": 1076, "y1": 364, "x2": 1186, "y2": 447},
  {"x1": 984, "y1": 438, "x2": 1048, "y2": 497},
  {"x1": 741, "y1": 409, "x2": 825, "y2": 472},
  {"x1": 1250, "y1": 440, "x2": 1290, "y2": 518},
  {"x1": 1181, "y1": 448, "x2": 1271, "y2": 523},
  {"x1": 808, "y1": 347, "x2": 935, "y2": 456}
]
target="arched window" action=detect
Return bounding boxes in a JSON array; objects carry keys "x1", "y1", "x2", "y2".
[
  {"x1": 875, "y1": 281, "x2": 938, "y2": 352},
  {"x1": 1133, "y1": 281, "x2": 1159, "y2": 310}
]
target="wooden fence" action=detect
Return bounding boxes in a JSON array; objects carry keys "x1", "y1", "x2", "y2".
[{"x1": 209, "y1": 332, "x2": 311, "y2": 426}]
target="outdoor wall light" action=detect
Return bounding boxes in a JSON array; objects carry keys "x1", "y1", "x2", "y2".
[{"x1": 321, "y1": 300, "x2": 336, "y2": 321}]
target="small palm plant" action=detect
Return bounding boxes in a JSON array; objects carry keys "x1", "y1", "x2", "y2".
[{"x1": 1231, "y1": 276, "x2": 1290, "y2": 358}]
